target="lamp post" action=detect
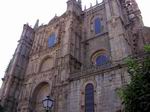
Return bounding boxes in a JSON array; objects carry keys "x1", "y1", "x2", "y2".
[{"x1": 42, "y1": 96, "x2": 53, "y2": 112}]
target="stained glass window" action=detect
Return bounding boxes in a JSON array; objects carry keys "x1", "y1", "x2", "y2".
[
  {"x1": 48, "y1": 33, "x2": 56, "y2": 48},
  {"x1": 94, "y1": 18, "x2": 101, "y2": 34},
  {"x1": 96, "y1": 55, "x2": 109, "y2": 66},
  {"x1": 85, "y1": 83, "x2": 94, "y2": 112}
]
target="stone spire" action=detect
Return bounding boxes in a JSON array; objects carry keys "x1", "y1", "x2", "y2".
[
  {"x1": 78, "y1": 0, "x2": 82, "y2": 7},
  {"x1": 84, "y1": 5, "x2": 86, "y2": 11},
  {"x1": 96, "y1": 0, "x2": 98, "y2": 5},
  {"x1": 34, "y1": 19, "x2": 39, "y2": 29},
  {"x1": 90, "y1": 3, "x2": 92, "y2": 7},
  {"x1": 55, "y1": 14, "x2": 57, "y2": 17},
  {"x1": 78, "y1": 0, "x2": 81, "y2": 4}
]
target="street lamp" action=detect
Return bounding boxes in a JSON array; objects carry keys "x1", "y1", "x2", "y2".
[{"x1": 42, "y1": 96, "x2": 53, "y2": 112}]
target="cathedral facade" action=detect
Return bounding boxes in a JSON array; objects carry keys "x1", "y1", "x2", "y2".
[{"x1": 0, "y1": 0, "x2": 150, "y2": 112}]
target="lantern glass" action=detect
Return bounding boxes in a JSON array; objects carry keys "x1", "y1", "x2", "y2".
[
  {"x1": 48, "y1": 100, "x2": 53, "y2": 108},
  {"x1": 42, "y1": 96, "x2": 53, "y2": 110}
]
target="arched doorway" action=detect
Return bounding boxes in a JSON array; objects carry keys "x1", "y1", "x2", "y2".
[{"x1": 31, "y1": 82, "x2": 50, "y2": 112}]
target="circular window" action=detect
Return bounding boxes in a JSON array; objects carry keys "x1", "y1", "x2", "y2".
[
  {"x1": 91, "y1": 50, "x2": 109, "y2": 66},
  {"x1": 95, "y1": 55, "x2": 109, "y2": 66}
]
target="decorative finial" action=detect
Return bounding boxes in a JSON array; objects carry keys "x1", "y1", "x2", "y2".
[
  {"x1": 78, "y1": 0, "x2": 81, "y2": 4},
  {"x1": 77, "y1": 0, "x2": 82, "y2": 8},
  {"x1": 96, "y1": 0, "x2": 98, "y2": 5},
  {"x1": 34, "y1": 19, "x2": 39, "y2": 29},
  {"x1": 84, "y1": 5, "x2": 86, "y2": 10},
  {"x1": 90, "y1": 3, "x2": 92, "y2": 7},
  {"x1": 55, "y1": 14, "x2": 57, "y2": 17}
]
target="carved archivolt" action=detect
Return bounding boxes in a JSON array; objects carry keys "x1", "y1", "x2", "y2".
[
  {"x1": 31, "y1": 82, "x2": 51, "y2": 112},
  {"x1": 39, "y1": 56, "x2": 54, "y2": 72}
]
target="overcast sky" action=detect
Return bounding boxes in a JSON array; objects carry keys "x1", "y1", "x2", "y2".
[{"x1": 0, "y1": 0, "x2": 149, "y2": 87}]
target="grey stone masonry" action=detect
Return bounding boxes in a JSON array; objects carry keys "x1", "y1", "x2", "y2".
[{"x1": 0, "y1": 0, "x2": 149, "y2": 112}]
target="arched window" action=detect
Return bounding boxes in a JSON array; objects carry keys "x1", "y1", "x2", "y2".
[
  {"x1": 94, "y1": 18, "x2": 101, "y2": 34},
  {"x1": 48, "y1": 33, "x2": 57, "y2": 48},
  {"x1": 91, "y1": 50, "x2": 109, "y2": 66},
  {"x1": 95, "y1": 55, "x2": 109, "y2": 66},
  {"x1": 85, "y1": 83, "x2": 94, "y2": 112}
]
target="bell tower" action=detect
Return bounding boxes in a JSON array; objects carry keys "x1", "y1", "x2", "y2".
[
  {"x1": 104, "y1": 0, "x2": 131, "y2": 61},
  {"x1": 0, "y1": 24, "x2": 35, "y2": 112},
  {"x1": 123, "y1": 0, "x2": 145, "y2": 54},
  {"x1": 103, "y1": 0, "x2": 145, "y2": 61}
]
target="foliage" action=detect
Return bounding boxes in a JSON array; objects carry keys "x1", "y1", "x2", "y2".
[
  {"x1": 118, "y1": 45, "x2": 150, "y2": 112},
  {"x1": 144, "y1": 45, "x2": 150, "y2": 53}
]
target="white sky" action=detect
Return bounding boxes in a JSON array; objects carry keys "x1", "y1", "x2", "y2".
[{"x1": 0, "y1": 0, "x2": 149, "y2": 87}]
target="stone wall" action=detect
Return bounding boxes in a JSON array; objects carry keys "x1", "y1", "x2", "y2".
[
  {"x1": 67, "y1": 67, "x2": 130, "y2": 112},
  {"x1": 0, "y1": 0, "x2": 147, "y2": 112}
]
